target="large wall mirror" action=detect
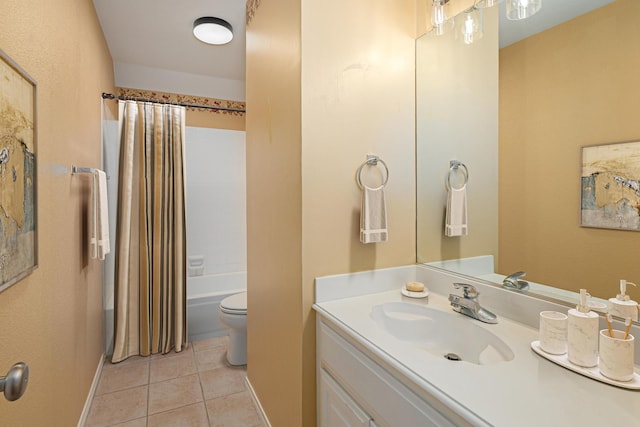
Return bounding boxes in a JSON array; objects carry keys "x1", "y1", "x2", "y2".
[{"x1": 417, "y1": 0, "x2": 640, "y2": 312}]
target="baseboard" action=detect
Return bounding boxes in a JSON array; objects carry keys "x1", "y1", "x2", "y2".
[
  {"x1": 246, "y1": 376, "x2": 271, "y2": 427},
  {"x1": 78, "y1": 353, "x2": 105, "y2": 427}
]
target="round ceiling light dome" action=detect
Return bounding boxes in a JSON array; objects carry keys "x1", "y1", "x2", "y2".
[{"x1": 193, "y1": 17, "x2": 233, "y2": 45}]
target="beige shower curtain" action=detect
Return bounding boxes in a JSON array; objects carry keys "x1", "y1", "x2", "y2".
[{"x1": 112, "y1": 100, "x2": 187, "y2": 363}]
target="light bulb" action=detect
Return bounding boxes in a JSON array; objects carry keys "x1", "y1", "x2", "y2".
[
  {"x1": 430, "y1": 0, "x2": 452, "y2": 36},
  {"x1": 456, "y1": 7, "x2": 483, "y2": 45},
  {"x1": 431, "y1": 0, "x2": 447, "y2": 27},
  {"x1": 476, "y1": 0, "x2": 503, "y2": 8},
  {"x1": 506, "y1": 0, "x2": 542, "y2": 21}
]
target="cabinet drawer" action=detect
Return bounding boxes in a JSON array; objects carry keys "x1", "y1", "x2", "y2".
[
  {"x1": 319, "y1": 370, "x2": 373, "y2": 427},
  {"x1": 318, "y1": 317, "x2": 459, "y2": 427}
]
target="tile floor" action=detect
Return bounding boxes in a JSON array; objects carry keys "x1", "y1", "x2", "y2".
[{"x1": 85, "y1": 336, "x2": 264, "y2": 427}]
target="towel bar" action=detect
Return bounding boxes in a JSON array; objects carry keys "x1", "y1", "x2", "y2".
[
  {"x1": 446, "y1": 160, "x2": 468, "y2": 190},
  {"x1": 356, "y1": 155, "x2": 389, "y2": 189},
  {"x1": 71, "y1": 165, "x2": 109, "y2": 180}
]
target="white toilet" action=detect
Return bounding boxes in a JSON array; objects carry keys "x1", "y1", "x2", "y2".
[{"x1": 218, "y1": 292, "x2": 247, "y2": 365}]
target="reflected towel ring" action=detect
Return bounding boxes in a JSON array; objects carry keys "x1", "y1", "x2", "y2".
[
  {"x1": 356, "y1": 155, "x2": 389, "y2": 189},
  {"x1": 446, "y1": 160, "x2": 468, "y2": 190}
]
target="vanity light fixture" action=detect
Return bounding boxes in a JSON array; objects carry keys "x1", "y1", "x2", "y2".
[
  {"x1": 475, "y1": 0, "x2": 504, "y2": 8},
  {"x1": 456, "y1": 6, "x2": 483, "y2": 45},
  {"x1": 431, "y1": 0, "x2": 452, "y2": 36},
  {"x1": 193, "y1": 17, "x2": 234, "y2": 45},
  {"x1": 506, "y1": 0, "x2": 542, "y2": 21}
]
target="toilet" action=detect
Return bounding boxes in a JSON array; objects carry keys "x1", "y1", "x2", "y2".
[{"x1": 218, "y1": 292, "x2": 247, "y2": 365}]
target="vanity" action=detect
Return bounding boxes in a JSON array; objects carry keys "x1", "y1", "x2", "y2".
[{"x1": 314, "y1": 265, "x2": 640, "y2": 427}]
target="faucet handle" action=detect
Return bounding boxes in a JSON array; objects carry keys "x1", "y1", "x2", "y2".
[
  {"x1": 453, "y1": 283, "x2": 478, "y2": 299},
  {"x1": 506, "y1": 271, "x2": 526, "y2": 281}
]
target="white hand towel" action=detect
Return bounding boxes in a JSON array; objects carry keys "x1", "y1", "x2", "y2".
[
  {"x1": 90, "y1": 171, "x2": 98, "y2": 259},
  {"x1": 96, "y1": 170, "x2": 110, "y2": 259},
  {"x1": 360, "y1": 185, "x2": 388, "y2": 244},
  {"x1": 445, "y1": 184, "x2": 468, "y2": 237},
  {"x1": 91, "y1": 170, "x2": 110, "y2": 260}
]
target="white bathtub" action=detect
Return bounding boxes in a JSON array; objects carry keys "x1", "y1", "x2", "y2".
[
  {"x1": 186, "y1": 271, "x2": 246, "y2": 342},
  {"x1": 103, "y1": 271, "x2": 246, "y2": 355}
]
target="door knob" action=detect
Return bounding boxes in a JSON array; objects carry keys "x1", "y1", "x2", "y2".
[{"x1": 0, "y1": 362, "x2": 29, "y2": 401}]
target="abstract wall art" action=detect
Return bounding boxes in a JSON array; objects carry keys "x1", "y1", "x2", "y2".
[
  {"x1": 0, "y1": 49, "x2": 37, "y2": 292},
  {"x1": 581, "y1": 140, "x2": 640, "y2": 231}
]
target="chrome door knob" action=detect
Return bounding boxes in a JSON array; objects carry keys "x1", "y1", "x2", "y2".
[{"x1": 0, "y1": 362, "x2": 29, "y2": 401}]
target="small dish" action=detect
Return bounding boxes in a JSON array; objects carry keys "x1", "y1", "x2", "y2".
[{"x1": 401, "y1": 286, "x2": 429, "y2": 299}]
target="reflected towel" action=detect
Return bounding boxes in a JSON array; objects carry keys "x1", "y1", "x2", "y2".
[
  {"x1": 360, "y1": 185, "x2": 388, "y2": 244},
  {"x1": 91, "y1": 170, "x2": 110, "y2": 260},
  {"x1": 445, "y1": 185, "x2": 468, "y2": 237}
]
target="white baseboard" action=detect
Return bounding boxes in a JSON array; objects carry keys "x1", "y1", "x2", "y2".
[
  {"x1": 246, "y1": 376, "x2": 271, "y2": 427},
  {"x1": 78, "y1": 353, "x2": 105, "y2": 427}
]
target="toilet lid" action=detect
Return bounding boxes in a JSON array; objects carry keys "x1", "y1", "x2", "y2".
[{"x1": 220, "y1": 292, "x2": 247, "y2": 314}]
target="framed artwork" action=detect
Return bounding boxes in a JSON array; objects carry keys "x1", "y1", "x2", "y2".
[
  {"x1": 0, "y1": 49, "x2": 37, "y2": 293},
  {"x1": 581, "y1": 140, "x2": 640, "y2": 231}
]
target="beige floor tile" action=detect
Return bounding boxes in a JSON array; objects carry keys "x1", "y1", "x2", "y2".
[
  {"x1": 150, "y1": 350, "x2": 197, "y2": 383},
  {"x1": 103, "y1": 355, "x2": 150, "y2": 370},
  {"x1": 97, "y1": 362, "x2": 150, "y2": 395},
  {"x1": 148, "y1": 373, "x2": 203, "y2": 415},
  {"x1": 86, "y1": 385, "x2": 148, "y2": 427},
  {"x1": 199, "y1": 367, "x2": 247, "y2": 401},
  {"x1": 147, "y1": 402, "x2": 209, "y2": 427},
  {"x1": 194, "y1": 346, "x2": 229, "y2": 372},
  {"x1": 88, "y1": 339, "x2": 258, "y2": 426},
  {"x1": 150, "y1": 344, "x2": 193, "y2": 360},
  {"x1": 110, "y1": 417, "x2": 148, "y2": 427},
  {"x1": 192, "y1": 336, "x2": 229, "y2": 352},
  {"x1": 205, "y1": 391, "x2": 261, "y2": 427}
]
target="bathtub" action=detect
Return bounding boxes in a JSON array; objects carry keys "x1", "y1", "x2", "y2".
[
  {"x1": 103, "y1": 271, "x2": 246, "y2": 355},
  {"x1": 186, "y1": 271, "x2": 246, "y2": 342}
]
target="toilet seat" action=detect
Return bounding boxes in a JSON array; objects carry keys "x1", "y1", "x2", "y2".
[{"x1": 220, "y1": 292, "x2": 247, "y2": 315}]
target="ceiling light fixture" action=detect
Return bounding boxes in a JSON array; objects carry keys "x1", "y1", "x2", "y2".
[
  {"x1": 506, "y1": 0, "x2": 542, "y2": 21},
  {"x1": 193, "y1": 17, "x2": 233, "y2": 45}
]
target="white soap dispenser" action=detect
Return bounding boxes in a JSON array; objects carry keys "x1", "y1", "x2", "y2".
[
  {"x1": 608, "y1": 280, "x2": 638, "y2": 321},
  {"x1": 567, "y1": 289, "x2": 599, "y2": 367}
]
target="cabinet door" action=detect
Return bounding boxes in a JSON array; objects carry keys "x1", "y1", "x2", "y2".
[{"x1": 319, "y1": 370, "x2": 373, "y2": 427}]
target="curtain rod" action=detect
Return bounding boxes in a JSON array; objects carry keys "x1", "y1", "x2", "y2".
[{"x1": 101, "y1": 92, "x2": 246, "y2": 113}]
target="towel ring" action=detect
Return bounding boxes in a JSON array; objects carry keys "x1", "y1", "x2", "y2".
[
  {"x1": 446, "y1": 160, "x2": 468, "y2": 191},
  {"x1": 356, "y1": 155, "x2": 389, "y2": 189}
]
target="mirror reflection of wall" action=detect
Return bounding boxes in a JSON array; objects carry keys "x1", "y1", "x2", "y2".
[
  {"x1": 416, "y1": 5, "x2": 499, "y2": 265},
  {"x1": 417, "y1": 0, "x2": 640, "y2": 301}
]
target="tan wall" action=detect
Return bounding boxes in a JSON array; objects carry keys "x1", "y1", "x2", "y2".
[
  {"x1": 301, "y1": 0, "x2": 417, "y2": 424},
  {"x1": 246, "y1": 0, "x2": 416, "y2": 425},
  {"x1": 186, "y1": 111, "x2": 244, "y2": 130},
  {"x1": 0, "y1": 0, "x2": 114, "y2": 425},
  {"x1": 245, "y1": 0, "x2": 303, "y2": 425},
  {"x1": 499, "y1": 0, "x2": 640, "y2": 299}
]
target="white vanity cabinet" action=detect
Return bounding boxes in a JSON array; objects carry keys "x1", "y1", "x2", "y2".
[{"x1": 317, "y1": 314, "x2": 462, "y2": 427}]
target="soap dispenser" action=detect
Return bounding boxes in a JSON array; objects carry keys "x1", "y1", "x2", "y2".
[
  {"x1": 608, "y1": 280, "x2": 638, "y2": 321},
  {"x1": 567, "y1": 289, "x2": 599, "y2": 367}
]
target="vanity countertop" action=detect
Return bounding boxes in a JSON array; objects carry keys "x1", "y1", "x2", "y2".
[{"x1": 314, "y1": 265, "x2": 640, "y2": 427}]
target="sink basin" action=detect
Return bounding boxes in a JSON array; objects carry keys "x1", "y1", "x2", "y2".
[{"x1": 370, "y1": 302, "x2": 514, "y2": 365}]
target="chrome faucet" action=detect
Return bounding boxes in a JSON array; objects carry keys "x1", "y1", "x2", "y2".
[
  {"x1": 448, "y1": 283, "x2": 497, "y2": 324},
  {"x1": 502, "y1": 271, "x2": 529, "y2": 292}
]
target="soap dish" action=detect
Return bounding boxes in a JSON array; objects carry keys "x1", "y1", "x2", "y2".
[
  {"x1": 401, "y1": 286, "x2": 429, "y2": 299},
  {"x1": 531, "y1": 341, "x2": 640, "y2": 390}
]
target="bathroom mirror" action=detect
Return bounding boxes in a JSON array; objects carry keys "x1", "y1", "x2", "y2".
[{"x1": 416, "y1": 0, "x2": 640, "y2": 313}]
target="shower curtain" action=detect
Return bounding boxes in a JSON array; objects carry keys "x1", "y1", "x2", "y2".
[{"x1": 112, "y1": 100, "x2": 187, "y2": 363}]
